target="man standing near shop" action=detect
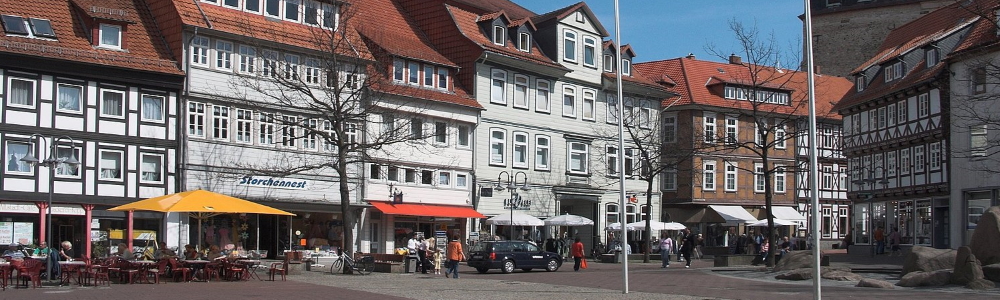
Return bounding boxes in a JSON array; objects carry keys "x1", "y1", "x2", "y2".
[
  {"x1": 571, "y1": 237, "x2": 584, "y2": 271},
  {"x1": 445, "y1": 235, "x2": 464, "y2": 278},
  {"x1": 874, "y1": 226, "x2": 885, "y2": 255}
]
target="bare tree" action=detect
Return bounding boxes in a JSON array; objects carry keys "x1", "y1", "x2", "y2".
[
  {"x1": 210, "y1": 8, "x2": 443, "y2": 272},
  {"x1": 703, "y1": 20, "x2": 835, "y2": 267}
]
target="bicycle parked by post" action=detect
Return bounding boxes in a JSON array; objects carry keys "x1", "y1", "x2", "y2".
[
  {"x1": 329, "y1": 252, "x2": 374, "y2": 275},
  {"x1": 590, "y1": 241, "x2": 606, "y2": 263}
]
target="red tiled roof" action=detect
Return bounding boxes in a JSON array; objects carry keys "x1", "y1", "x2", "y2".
[
  {"x1": 372, "y1": 81, "x2": 482, "y2": 109},
  {"x1": 635, "y1": 57, "x2": 853, "y2": 120},
  {"x1": 531, "y1": 2, "x2": 609, "y2": 37},
  {"x1": 0, "y1": 0, "x2": 181, "y2": 75},
  {"x1": 446, "y1": 4, "x2": 563, "y2": 70},
  {"x1": 479, "y1": 10, "x2": 507, "y2": 22},
  {"x1": 350, "y1": 0, "x2": 457, "y2": 67},
  {"x1": 164, "y1": 0, "x2": 372, "y2": 61},
  {"x1": 446, "y1": 0, "x2": 536, "y2": 20},
  {"x1": 71, "y1": 0, "x2": 140, "y2": 23}
]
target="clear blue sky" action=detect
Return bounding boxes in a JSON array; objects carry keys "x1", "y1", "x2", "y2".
[{"x1": 514, "y1": 1, "x2": 806, "y2": 64}]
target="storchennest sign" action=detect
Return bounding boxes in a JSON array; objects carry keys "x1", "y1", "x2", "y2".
[{"x1": 237, "y1": 176, "x2": 309, "y2": 190}]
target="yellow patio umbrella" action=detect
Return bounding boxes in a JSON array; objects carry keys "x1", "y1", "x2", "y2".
[{"x1": 109, "y1": 189, "x2": 295, "y2": 250}]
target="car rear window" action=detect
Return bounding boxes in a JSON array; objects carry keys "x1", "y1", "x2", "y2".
[{"x1": 470, "y1": 243, "x2": 492, "y2": 252}]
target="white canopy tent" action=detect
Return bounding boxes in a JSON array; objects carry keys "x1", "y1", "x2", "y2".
[
  {"x1": 747, "y1": 218, "x2": 800, "y2": 227},
  {"x1": 708, "y1": 205, "x2": 759, "y2": 225},
  {"x1": 604, "y1": 222, "x2": 637, "y2": 231},
  {"x1": 484, "y1": 212, "x2": 545, "y2": 226},
  {"x1": 544, "y1": 214, "x2": 594, "y2": 226},
  {"x1": 626, "y1": 220, "x2": 686, "y2": 231}
]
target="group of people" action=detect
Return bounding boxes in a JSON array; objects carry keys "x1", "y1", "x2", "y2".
[
  {"x1": 1, "y1": 241, "x2": 77, "y2": 279},
  {"x1": 873, "y1": 226, "x2": 903, "y2": 256},
  {"x1": 656, "y1": 229, "x2": 699, "y2": 268},
  {"x1": 405, "y1": 234, "x2": 464, "y2": 278}
]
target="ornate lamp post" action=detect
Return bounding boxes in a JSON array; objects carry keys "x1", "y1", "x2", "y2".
[
  {"x1": 495, "y1": 171, "x2": 528, "y2": 240},
  {"x1": 20, "y1": 134, "x2": 80, "y2": 281}
]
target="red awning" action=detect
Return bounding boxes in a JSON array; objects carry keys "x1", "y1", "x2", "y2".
[{"x1": 369, "y1": 201, "x2": 485, "y2": 218}]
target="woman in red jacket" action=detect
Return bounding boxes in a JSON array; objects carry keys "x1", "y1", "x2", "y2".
[{"x1": 571, "y1": 237, "x2": 585, "y2": 271}]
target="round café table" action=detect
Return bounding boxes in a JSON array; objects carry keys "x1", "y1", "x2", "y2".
[
  {"x1": 182, "y1": 260, "x2": 210, "y2": 281},
  {"x1": 58, "y1": 260, "x2": 87, "y2": 286}
]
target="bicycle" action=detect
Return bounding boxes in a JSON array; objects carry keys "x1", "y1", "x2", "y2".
[
  {"x1": 329, "y1": 252, "x2": 374, "y2": 275},
  {"x1": 590, "y1": 242, "x2": 606, "y2": 263}
]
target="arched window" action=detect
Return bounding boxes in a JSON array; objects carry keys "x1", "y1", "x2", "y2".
[{"x1": 606, "y1": 203, "x2": 619, "y2": 224}]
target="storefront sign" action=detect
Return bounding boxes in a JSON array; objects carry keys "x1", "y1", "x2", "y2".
[
  {"x1": 237, "y1": 176, "x2": 309, "y2": 190},
  {"x1": 503, "y1": 194, "x2": 531, "y2": 210},
  {"x1": 0, "y1": 222, "x2": 35, "y2": 245},
  {"x1": 0, "y1": 202, "x2": 85, "y2": 215}
]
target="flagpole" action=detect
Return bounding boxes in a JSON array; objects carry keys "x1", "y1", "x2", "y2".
[
  {"x1": 613, "y1": 0, "x2": 629, "y2": 294},
  {"x1": 803, "y1": 0, "x2": 822, "y2": 299}
]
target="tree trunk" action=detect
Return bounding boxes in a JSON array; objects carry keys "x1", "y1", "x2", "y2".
[
  {"x1": 762, "y1": 153, "x2": 775, "y2": 268},
  {"x1": 338, "y1": 150, "x2": 354, "y2": 274},
  {"x1": 642, "y1": 178, "x2": 654, "y2": 263}
]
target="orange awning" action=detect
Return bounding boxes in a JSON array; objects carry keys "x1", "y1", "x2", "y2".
[{"x1": 369, "y1": 201, "x2": 485, "y2": 218}]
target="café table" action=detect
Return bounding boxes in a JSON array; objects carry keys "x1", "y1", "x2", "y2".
[
  {"x1": 236, "y1": 260, "x2": 262, "y2": 281},
  {"x1": 58, "y1": 260, "x2": 87, "y2": 286},
  {"x1": 182, "y1": 260, "x2": 210, "y2": 281}
]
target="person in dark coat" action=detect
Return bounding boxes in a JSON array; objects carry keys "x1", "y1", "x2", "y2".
[{"x1": 680, "y1": 229, "x2": 696, "y2": 268}]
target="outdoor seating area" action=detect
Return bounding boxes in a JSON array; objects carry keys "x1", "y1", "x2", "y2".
[{"x1": 0, "y1": 255, "x2": 286, "y2": 290}]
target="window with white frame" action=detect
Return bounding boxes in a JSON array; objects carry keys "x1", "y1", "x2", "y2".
[
  {"x1": 513, "y1": 132, "x2": 528, "y2": 168},
  {"x1": 457, "y1": 124, "x2": 471, "y2": 148},
  {"x1": 491, "y1": 69, "x2": 506, "y2": 104},
  {"x1": 283, "y1": 54, "x2": 300, "y2": 80},
  {"x1": 583, "y1": 36, "x2": 596, "y2": 67},
  {"x1": 281, "y1": 115, "x2": 297, "y2": 147},
  {"x1": 322, "y1": 121, "x2": 337, "y2": 151},
  {"x1": 702, "y1": 160, "x2": 716, "y2": 191},
  {"x1": 855, "y1": 76, "x2": 865, "y2": 92},
  {"x1": 775, "y1": 124, "x2": 786, "y2": 149},
  {"x1": 886, "y1": 151, "x2": 897, "y2": 177},
  {"x1": 410, "y1": 118, "x2": 424, "y2": 140},
  {"x1": 535, "y1": 135, "x2": 549, "y2": 170},
  {"x1": 321, "y1": 2, "x2": 338, "y2": 29},
  {"x1": 492, "y1": 25, "x2": 505, "y2": 46},
  {"x1": 874, "y1": 153, "x2": 884, "y2": 178},
  {"x1": 972, "y1": 67, "x2": 987, "y2": 94},
  {"x1": 369, "y1": 164, "x2": 382, "y2": 180},
  {"x1": 98, "y1": 24, "x2": 122, "y2": 49},
  {"x1": 101, "y1": 89, "x2": 125, "y2": 118},
  {"x1": 839, "y1": 167, "x2": 847, "y2": 190},
  {"x1": 755, "y1": 119, "x2": 767, "y2": 147},
  {"x1": 456, "y1": 173, "x2": 468, "y2": 189},
  {"x1": 188, "y1": 102, "x2": 205, "y2": 137},
  {"x1": 886, "y1": 103, "x2": 896, "y2": 126},
  {"x1": 490, "y1": 129, "x2": 506, "y2": 166},
  {"x1": 606, "y1": 203, "x2": 619, "y2": 224},
  {"x1": 344, "y1": 122, "x2": 357, "y2": 144},
  {"x1": 8, "y1": 78, "x2": 35, "y2": 107},
  {"x1": 607, "y1": 146, "x2": 619, "y2": 176},
  {"x1": 5, "y1": 141, "x2": 32, "y2": 174},
  {"x1": 725, "y1": 116, "x2": 738, "y2": 144},
  {"x1": 918, "y1": 93, "x2": 929, "y2": 117},
  {"x1": 421, "y1": 170, "x2": 434, "y2": 185},
  {"x1": 404, "y1": 168, "x2": 417, "y2": 183},
  {"x1": 381, "y1": 114, "x2": 395, "y2": 135},
  {"x1": 434, "y1": 121, "x2": 447, "y2": 145},
  {"x1": 56, "y1": 83, "x2": 82, "y2": 112},
  {"x1": 971, "y1": 124, "x2": 988, "y2": 157},
  {"x1": 899, "y1": 148, "x2": 910, "y2": 175},
  {"x1": 884, "y1": 61, "x2": 903, "y2": 82},
  {"x1": 518, "y1": 32, "x2": 530, "y2": 52},
  {"x1": 621, "y1": 59, "x2": 631, "y2": 76},
  {"x1": 513, "y1": 75, "x2": 528, "y2": 109},
  {"x1": 215, "y1": 40, "x2": 233, "y2": 70},
  {"x1": 754, "y1": 163, "x2": 765, "y2": 192},
  {"x1": 284, "y1": 0, "x2": 301, "y2": 21},
  {"x1": 140, "y1": 154, "x2": 163, "y2": 183},
  {"x1": 775, "y1": 165, "x2": 786, "y2": 193},
  {"x1": 303, "y1": 119, "x2": 318, "y2": 150},
  {"x1": 407, "y1": 61, "x2": 419, "y2": 85},
  {"x1": 563, "y1": 30, "x2": 577, "y2": 62},
  {"x1": 582, "y1": 90, "x2": 595, "y2": 120},
  {"x1": 304, "y1": 58, "x2": 321, "y2": 85},
  {"x1": 261, "y1": 50, "x2": 278, "y2": 77},
  {"x1": 639, "y1": 108, "x2": 651, "y2": 129},
  {"x1": 54, "y1": 146, "x2": 80, "y2": 177},
  {"x1": 703, "y1": 114, "x2": 716, "y2": 143},
  {"x1": 926, "y1": 48, "x2": 939, "y2": 67},
  {"x1": 258, "y1": 112, "x2": 274, "y2": 145},
  {"x1": 303, "y1": 0, "x2": 319, "y2": 25},
  {"x1": 437, "y1": 68, "x2": 448, "y2": 89},
  {"x1": 603, "y1": 54, "x2": 613, "y2": 72},
  {"x1": 385, "y1": 166, "x2": 398, "y2": 182},
  {"x1": 562, "y1": 86, "x2": 576, "y2": 118},
  {"x1": 213, "y1": 106, "x2": 230, "y2": 140},
  {"x1": 625, "y1": 204, "x2": 637, "y2": 224},
  {"x1": 822, "y1": 166, "x2": 833, "y2": 189},
  {"x1": 191, "y1": 36, "x2": 210, "y2": 66},
  {"x1": 663, "y1": 114, "x2": 676, "y2": 143},
  {"x1": 914, "y1": 145, "x2": 925, "y2": 173},
  {"x1": 393, "y1": 59, "x2": 404, "y2": 82},
  {"x1": 624, "y1": 148, "x2": 637, "y2": 177},
  {"x1": 141, "y1": 95, "x2": 164, "y2": 122},
  {"x1": 535, "y1": 80, "x2": 550, "y2": 112},
  {"x1": 423, "y1": 65, "x2": 434, "y2": 88},
  {"x1": 606, "y1": 95, "x2": 618, "y2": 123},
  {"x1": 438, "y1": 171, "x2": 451, "y2": 186},
  {"x1": 238, "y1": 45, "x2": 256, "y2": 74},
  {"x1": 929, "y1": 142, "x2": 941, "y2": 170},
  {"x1": 99, "y1": 150, "x2": 123, "y2": 180},
  {"x1": 877, "y1": 107, "x2": 886, "y2": 129},
  {"x1": 235, "y1": 109, "x2": 253, "y2": 143},
  {"x1": 822, "y1": 206, "x2": 832, "y2": 238},
  {"x1": 724, "y1": 161, "x2": 737, "y2": 191},
  {"x1": 897, "y1": 100, "x2": 908, "y2": 123},
  {"x1": 568, "y1": 142, "x2": 589, "y2": 174},
  {"x1": 246, "y1": 0, "x2": 261, "y2": 13},
  {"x1": 663, "y1": 168, "x2": 677, "y2": 190}
]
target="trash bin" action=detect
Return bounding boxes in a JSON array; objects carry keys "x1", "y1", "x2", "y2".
[{"x1": 404, "y1": 255, "x2": 418, "y2": 273}]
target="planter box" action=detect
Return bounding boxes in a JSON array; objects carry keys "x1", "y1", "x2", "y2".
[{"x1": 713, "y1": 254, "x2": 758, "y2": 267}]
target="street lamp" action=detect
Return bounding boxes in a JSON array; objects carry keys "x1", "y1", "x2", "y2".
[
  {"x1": 20, "y1": 134, "x2": 80, "y2": 281},
  {"x1": 495, "y1": 171, "x2": 528, "y2": 240},
  {"x1": 851, "y1": 166, "x2": 889, "y2": 258}
]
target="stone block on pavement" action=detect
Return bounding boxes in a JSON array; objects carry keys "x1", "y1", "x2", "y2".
[
  {"x1": 969, "y1": 206, "x2": 1000, "y2": 266},
  {"x1": 902, "y1": 246, "x2": 956, "y2": 276},
  {"x1": 772, "y1": 250, "x2": 811, "y2": 272},
  {"x1": 897, "y1": 269, "x2": 952, "y2": 287},
  {"x1": 965, "y1": 278, "x2": 996, "y2": 290},
  {"x1": 982, "y1": 263, "x2": 1000, "y2": 281},
  {"x1": 822, "y1": 270, "x2": 864, "y2": 281},
  {"x1": 856, "y1": 278, "x2": 895, "y2": 289},
  {"x1": 951, "y1": 246, "x2": 984, "y2": 285},
  {"x1": 775, "y1": 268, "x2": 812, "y2": 281}
]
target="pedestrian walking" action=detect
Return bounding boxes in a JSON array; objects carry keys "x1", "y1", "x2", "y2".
[
  {"x1": 680, "y1": 229, "x2": 695, "y2": 268},
  {"x1": 571, "y1": 237, "x2": 585, "y2": 271},
  {"x1": 874, "y1": 226, "x2": 885, "y2": 255},
  {"x1": 888, "y1": 227, "x2": 902, "y2": 256},
  {"x1": 658, "y1": 234, "x2": 673, "y2": 268},
  {"x1": 445, "y1": 235, "x2": 464, "y2": 278}
]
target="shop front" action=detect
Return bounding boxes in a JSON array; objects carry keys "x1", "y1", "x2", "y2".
[
  {"x1": 368, "y1": 201, "x2": 484, "y2": 254},
  {"x1": 0, "y1": 201, "x2": 87, "y2": 249},
  {"x1": 853, "y1": 197, "x2": 939, "y2": 249}
]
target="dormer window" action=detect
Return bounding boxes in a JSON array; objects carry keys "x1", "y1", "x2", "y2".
[
  {"x1": 621, "y1": 59, "x2": 631, "y2": 76},
  {"x1": 28, "y1": 18, "x2": 55, "y2": 38},
  {"x1": 517, "y1": 32, "x2": 530, "y2": 52},
  {"x1": 99, "y1": 23, "x2": 122, "y2": 49},
  {"x1": 492, "y1": 25, "x2": 505, "y2": 46},
  {"x1": 926, "y1": 48, "x2": 939, "y2": 67},
  {"x1": 603, "y1": 54, "x2": 613, "y2": 72},
  {"x1": 855, "y1": 76, "x2": 865, "y2": 92},
  {"x1": 884, "y1": 61, "x2": 903, "y2": 82},
  {"x1": 563, "y1": 29, "x2": 577, "y2": 62}
]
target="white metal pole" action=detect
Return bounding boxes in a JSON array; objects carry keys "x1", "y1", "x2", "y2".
[
  {"x1": 613, "y1": 0, "x2": 629, "y2": 294},
  {"x1": 803, "y1": 1, "x2": 822, "y2": 298}
]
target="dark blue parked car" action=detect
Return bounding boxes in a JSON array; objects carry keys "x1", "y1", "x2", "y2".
[{"x1": 466, "y1": 240, "x2": 562, "y2": 274}]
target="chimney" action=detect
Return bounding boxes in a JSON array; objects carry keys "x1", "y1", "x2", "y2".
[
  {"x1": 729, "y1": 54, "x2": 742, "y2": 65},
  {"x1": 685, "y1": 53, "x2": 696, "y2": 59},
  {"x1": 814, "y1": 65, "x2": 822, "y2": 74}
]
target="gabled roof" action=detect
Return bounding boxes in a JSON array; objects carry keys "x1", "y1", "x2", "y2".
[
  {"x1": 163, "y1": 0, "x2": 372, "y2": 60},
  {"x1": 447, "y1": 0, "x2": 536, "y2": 20},
  {"x1": 507, "y1": 17, "x2": 536, "y2": 31},
  {"x1": 71, "y1": 0, "x2": 140, "y2": 23},
  {"x1": 602, "y1": 41, "x2": 636, "y2": 58},
  {"x1": 0, "y1": 0, "x2": 181, "y2": 75},
  {"x1": 351, "y1": 0, "x2": 457, "y2": 67},
  {"x1": 446, "y1": 4, "x2": 563, "y2": 70},
  {"x1": 635, "y1": 57, "x2": 853, "y2": 119},
  {"x1": 530, "y1": 2, "x2": 610, "y2": 37}
]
